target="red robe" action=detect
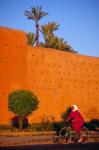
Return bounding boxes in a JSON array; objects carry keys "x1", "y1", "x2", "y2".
[{"x1": 66, "y1": 110, "x2": 84, "y2": 134}]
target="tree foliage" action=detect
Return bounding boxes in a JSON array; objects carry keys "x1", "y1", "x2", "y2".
[
  {"x1": 8, "y1": 90, "x2": 39, "y2": 131},
  {"x1": 25, "y1": 6, "x2": 77, "y2": 53},
  {"x1": 40, "y1": 22, "x2": 59, "y2": 48},
  {"x1": 61, "y1": 107, "x2": 71, "y2": 122},
  {"x1": 40, "y1": 22, "x2": 77, "y2": 53},
  {"x1": 25, "y1": 6, "x2": 48, "y2": 46},
  {"x1": 27, "y1": 32, "x2": 36, "y2": 46}
]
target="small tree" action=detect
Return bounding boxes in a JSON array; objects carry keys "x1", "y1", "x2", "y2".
[{"x1": 8, "y1": 90, "x2": 39, "y2": 131}]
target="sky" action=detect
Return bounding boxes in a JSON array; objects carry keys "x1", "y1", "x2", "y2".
[{"x1": 0, "y1": 0, "x2": 99, "y2": 57}]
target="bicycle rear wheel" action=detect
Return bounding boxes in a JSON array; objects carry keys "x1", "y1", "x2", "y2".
[
  {"x1": 80, "y1": 126, "x2": 89, "y2": 143},
  {"x1": 70, "y1": 131, "x2": 78, "y2": 143},
  {"x1": 59, "y1": 127, "x2": 71, "y2": 143}
]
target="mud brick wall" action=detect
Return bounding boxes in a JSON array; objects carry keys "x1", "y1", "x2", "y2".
[
  {"x1": 0, "y1": 27, "x2": 27, "y2": 124},
  {"x1": 0, "y1": 27, "x2": 99, "y2": 124},
  {"x1": 27, "y1": 47, "x2": 99, "y2": 123}
]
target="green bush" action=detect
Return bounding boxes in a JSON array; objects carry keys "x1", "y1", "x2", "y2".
[
  {"x1": 53, "y1": 121, "x2": 65, "y2": 135},
  {"x1": 26, "y1": 122, "x2": 53, "y2": 131},
  {"x1": 84, "y1": 119, "x2": 99, "y2": 131},
  {"x1": 61, "y1": 107, "x2": 71, "y2": 122}
]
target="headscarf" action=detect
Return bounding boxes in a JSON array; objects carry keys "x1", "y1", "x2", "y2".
[{"x1": 72, "y1": 104, "x2": 79, "y2": 112}]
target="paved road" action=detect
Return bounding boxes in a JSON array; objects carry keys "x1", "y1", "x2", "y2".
[{"x1": 0, "y1": 143, "x2": 99, "y2": 150}]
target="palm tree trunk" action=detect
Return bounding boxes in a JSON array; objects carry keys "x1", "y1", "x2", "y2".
[{"x1": 36, "y1": 22, "x2": 39, "y2": 47}]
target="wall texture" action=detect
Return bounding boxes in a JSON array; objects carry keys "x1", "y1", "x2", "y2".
[
  {"x1": 0, "y1": 27, "x2": 27, "y2": 124},
  {"x1": 0, "y1": 27, "x2": 99, "y2": 124}
]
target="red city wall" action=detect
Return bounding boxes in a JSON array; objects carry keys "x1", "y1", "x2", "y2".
[
  {"x1": 0, "y1": 27, "x2": 27, "y2": 124},
  {"x1": 0, "y1": 27, "x2": 99, "y2": 124}
]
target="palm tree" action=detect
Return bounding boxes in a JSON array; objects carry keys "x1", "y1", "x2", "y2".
[
  {"x1": 40, "y1": 22, "x2": 77, "y2": 53},
  {"x1": 25, "y1": 6, "x2": 48, "y2": 46},
  {"x1": 55, "y1": 37, "x2": 77, "y2": 53},
  {"x1": 40, "y1": 24, "x2": 77, "y2": 53},
  {"x1": 46, "y1": 22, "x2": 59, "y2": 36},
  {"x1": 41, "y1": 22, "x2": 59, "y2": 47},
  {"x1": 27, "y1": 32, "x2": 36, "y2": 46}
]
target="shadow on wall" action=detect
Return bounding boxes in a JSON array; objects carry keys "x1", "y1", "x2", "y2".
[{"x1": 12, "y1": 116, "x2": 28, "y2": 129}]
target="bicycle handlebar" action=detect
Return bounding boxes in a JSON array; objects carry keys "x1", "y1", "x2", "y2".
[{"x1": 66, "y1": 119, "x2": 73, "y2": 126}]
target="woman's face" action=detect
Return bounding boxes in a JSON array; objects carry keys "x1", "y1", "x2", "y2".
[{"x1": 72, "y1": 106, "x2": 75, "y2": 110}]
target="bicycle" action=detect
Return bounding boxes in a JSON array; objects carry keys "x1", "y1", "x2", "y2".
[{"x1": 58, "y1": 121, "x2": 89, "y2": 144}]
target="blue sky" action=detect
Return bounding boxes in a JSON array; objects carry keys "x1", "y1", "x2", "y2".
[{"x1": 0, "y1": 0, "x2": 99, "y2": 57}]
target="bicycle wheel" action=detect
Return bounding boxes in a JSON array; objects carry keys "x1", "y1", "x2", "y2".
[
  {"x1": 80, "y1": 126, "x2": 89, "y2": 143},
  {"x1": 71, "y1": 131, "x2": 78, "y2": 143},
  {"x1": 59, "y1": 127, "x2": 71, "y2": 143}
]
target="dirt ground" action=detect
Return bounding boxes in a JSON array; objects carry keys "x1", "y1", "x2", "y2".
[{"x1": 0, "y1": 131, "x2": 99, "y2": 146}]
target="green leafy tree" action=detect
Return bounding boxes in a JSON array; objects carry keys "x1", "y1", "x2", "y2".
[
  {"x1": 25, "y1": 6, "x2": 48, "y2": 47},
  {"x1": 8, "y1": 90, "x2": 39, "y2": 131}
]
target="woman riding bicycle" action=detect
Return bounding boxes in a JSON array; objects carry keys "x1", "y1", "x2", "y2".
[{"x1": 66, "y1": 104, "x2": 84, "y2": 142}]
